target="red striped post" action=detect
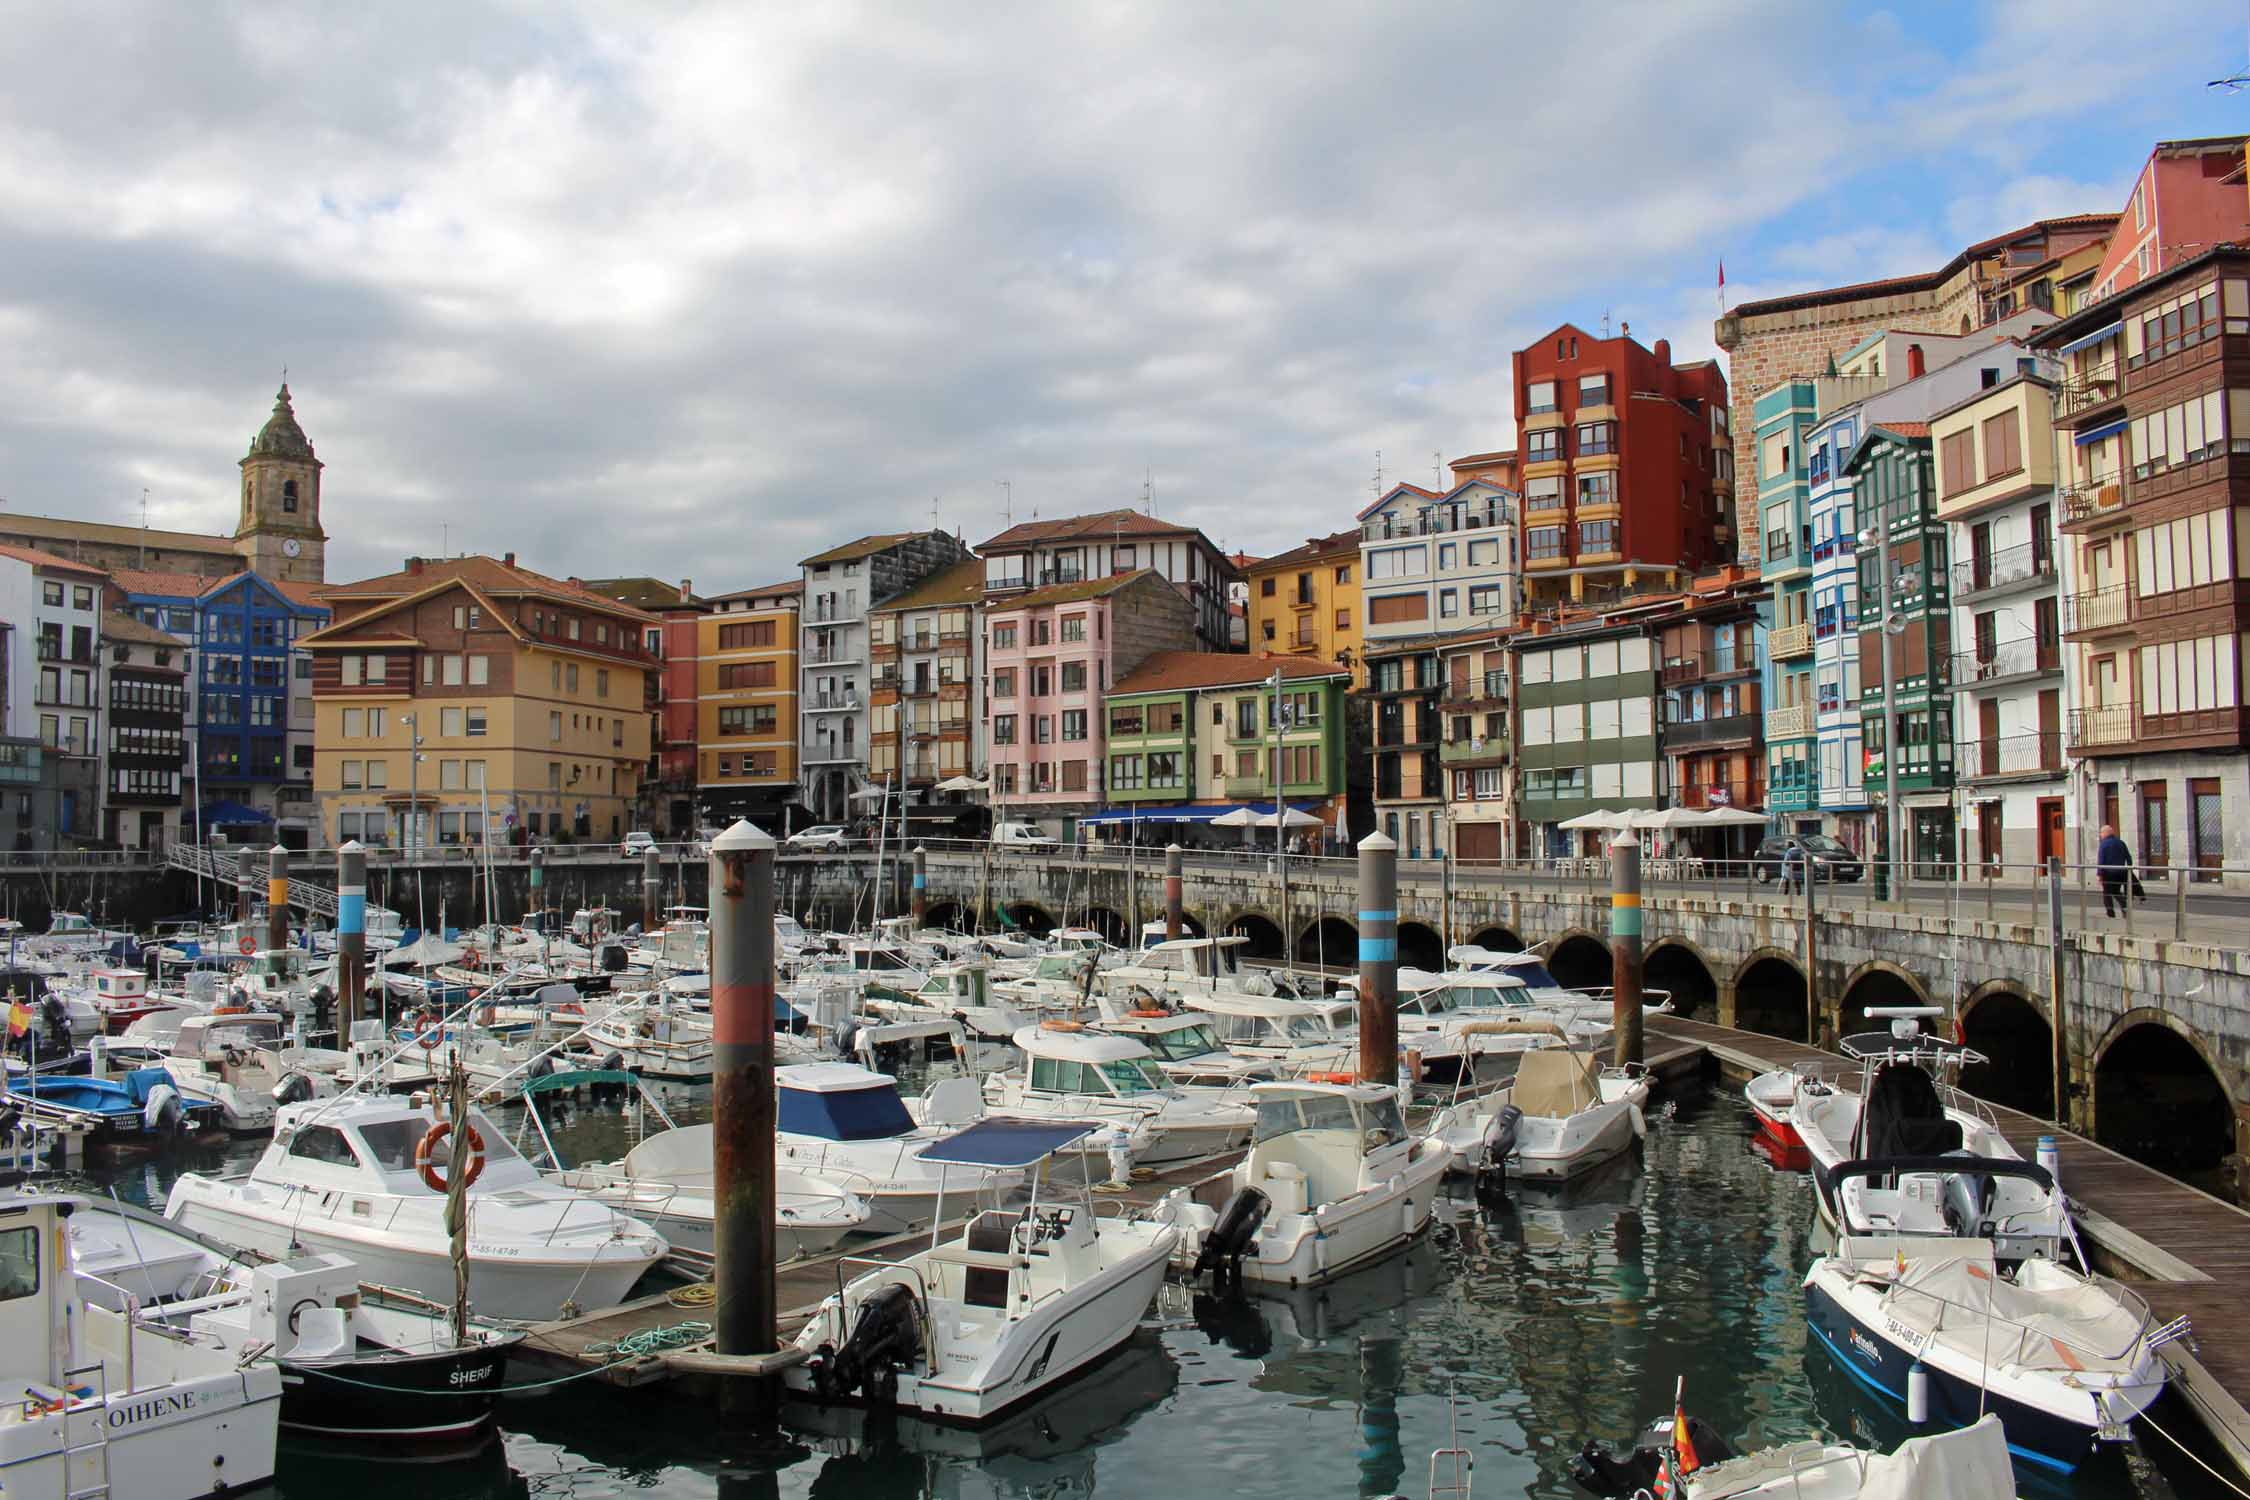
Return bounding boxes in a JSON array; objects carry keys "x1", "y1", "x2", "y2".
[
  {"x1": 709, "y1": 818, "x2": 777, "y2": 1397},
  {"x1": 1164, "y1": 843, "x2": 1184, "y2": 942}
]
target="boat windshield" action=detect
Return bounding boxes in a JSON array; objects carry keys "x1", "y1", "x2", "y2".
[
  {"x1": 1498, "y1": 960, "x2": 1561, "y2": 989},
  {"x1": 1279, "y1": 1009, "x2": 1351, "y2": 1040},
  {"x1": 1253, "y1": 1092, "x2": 1361, "y2": 1143},
  {"x1": 1449, "y1": 984, "x2": 1522, "y2": 1009},
  {"x1": 778, "y1": 1082, "x2": 915, "y2": 1141},
  {"x1": 1140, "y1": 1024, "x2": 1223, "y2": 1060},
  {"x1": 356, "y1": 1114, "x2": 523, "y2": 1178},
  {"x1": 1096, "y1": 1057, "x2": 1169, "y2": 1096}
]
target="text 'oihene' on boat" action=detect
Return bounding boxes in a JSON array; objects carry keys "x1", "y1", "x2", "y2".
[
  {"x1": 1792, "y1": 1007, "x2": 2068, "y2": 1265},
  {"x1": 985, "y1": 1022, "x2": 1257, "y2": 1168},
  {"x1": 526, "y1": 1065, "x2": 871, "y2": 1271},
  {"x1": 783, "y1": 1115, "x2": 1182, "y2": 1423},
  {"x1": 1175, "y1": 1079, "x2": 1451, "y2": 1289},
  {"x1": 1428, "y1": 1023, "x2": 1648, "y2": 1183}
]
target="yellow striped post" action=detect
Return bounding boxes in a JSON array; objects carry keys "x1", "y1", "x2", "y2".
[{"x1": 1610, "y1": 834, "x2": 1643, "y2": 1066}]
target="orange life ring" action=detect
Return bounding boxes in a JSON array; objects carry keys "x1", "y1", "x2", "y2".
[
  {"x1": 238, "y1": 935, "x2": 257, "y2": 956},
  {"x1": 414, "y1": 1120, "x2": 485, "y2": 1193},
  {"x1": 1039, "y1": 1019, "x2": 1085, "y2": 1032},
  {"x1": 1128, "y1": 1007, "x2": 1170, "y2": 1019},
  {"x1": 414, "y1": 1013, "x2": 444, "y2": 1051},
  {"x1": 213, "y1": 1004, "x2": 248, "y2": 1016}
]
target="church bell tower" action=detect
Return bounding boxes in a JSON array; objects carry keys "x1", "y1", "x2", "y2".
[{"x1": 235, "y1": 383, "x2": 327, "y2": 584}]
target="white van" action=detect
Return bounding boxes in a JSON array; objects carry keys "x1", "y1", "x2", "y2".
[{"x1": 991, "y1": 821, "x2": 1059, "y2": 853}]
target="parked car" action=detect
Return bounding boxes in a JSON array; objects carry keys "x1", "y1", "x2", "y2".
[
  {"x1": 787, "y1": 825, "x2": 852, "y2": 851},
  {"x1": 1751, "y1": 834, "x2": 1864, "y2": 884},
  {"x1": 620, "y1": 830, "x2": 658, "y2": 857},
  {"x1": 991, "y1": 821, "x2": 1060, "y2": 853}
]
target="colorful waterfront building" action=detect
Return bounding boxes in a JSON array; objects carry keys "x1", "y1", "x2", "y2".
[
  {"x1": 1243, "y1": 530, "x2": 1363, "y2": 682},
  {"x1": 868, "y1": 560, "x2": 985, "y2": 801},
  {"x1": 1101, "y1": 652, "x2": 1351, "y2": 838},
  {"x1": 1755, "y1": 380, "x2": 1819, "y2": 829},
  {"x1": 696, "y1": 580, "x2": 801, "y2": 832},
  {"x1": 1435, "y1": 628, "x2": 1515, "y2": 860},
  {"x1": 976, "y1": 510, "x2": 1241, "y2": 655}
]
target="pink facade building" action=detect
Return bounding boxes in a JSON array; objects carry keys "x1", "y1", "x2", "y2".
[{"x1": 984, "y1": 570, "x2": 1196, "y2": 825}]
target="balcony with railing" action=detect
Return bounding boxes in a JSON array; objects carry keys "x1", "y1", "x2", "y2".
[
  {"x1": 1661, "y1": 712, "x2": 1759, "y2": 747},
  {"x1": 2057, "y1": 365, "x2": 2125, "y2": 423},
  {"x1": 1953, "y1": 540, "x2": 2056, "y2": 602},
  {"x1": 1960, "y1": 730, "x2": 2063, "y2": 780},
  {"x1": 1769, "y1": 622, "x2": 1813, "y2": 659},
  {"x1": 1767, "y1": 702, "x2": 1814, "y2": 740},
  {"x1": 1661, "y1": 655, "x2": 1704, "y2": 686},
  {"x1": 1439, "y1": 728, "x2": 1509, "y2": 765},
  {"x1": 2063, "y1": 584, "x2": 2132, "y2": 635},
  {"x1": 1677, "y1": 775, "x2": 1764, "y2": 810},
  {"x1": 1443, "y1": 670, "x2": 1510, "y2": 704},
  {"x1": 806, "y1": 692, "x2": 862, "y2": 713},
  {"x1": 2067, "y1": 705, "x2": 2134, "y2": 750},
  {"x1": 1951, "y1": 638, "x2": 2061, "y2": 688},
  {"x1": 2060, "y1": 479, "x2": 2127, "y2": 527}
]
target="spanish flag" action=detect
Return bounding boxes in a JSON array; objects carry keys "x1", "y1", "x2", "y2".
[
  {"x1": 1672, "y1": 1377, "x2": 1701, "y2": 1474},
  {"x1": 5, "y1": 999, "x2": 27, "y2": 1038}
]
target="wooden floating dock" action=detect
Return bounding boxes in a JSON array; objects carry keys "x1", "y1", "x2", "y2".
[{"x1": 1651, "y1": 1013, "x2": 2250, "y2": 1481}]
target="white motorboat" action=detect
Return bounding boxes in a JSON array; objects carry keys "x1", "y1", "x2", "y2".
[
  {"x1": 575, "y1": 994, "x2": 714, "y2": 1079},
  {"x1": 1089, "y1": 1009, "x2": 1274, "y2": 1093},
  {"x1": 1445, "y1": 942, "x2": 1674, "y2": 1022},
  {"x1": 986, "y1": 1024, "x2": 1256, "y2": 1166},
  {"x1": 166, "y1": 1094, "x2": 667, "y2": 1321},
  {"x1": 1574, "y1": 1410, "x2": 2019, "y2": 1498},
  {"x1": 1180, "y1": 991, "x2": 1362, "y2": 1076},
  {"x1": 784, "y1": 1117, "x2": 1181, "y2": 1423},
  {"x1": 1431, "y1": 1041, "x2": 1641, "y2": 1181},
  {"x1": 1793, "y1": 1009, "x2": 2065, "y2": 1263},
  {"x1": 1177, "y1": 1081, "x2": 1450, "y2": 1287},
  {"x1": 778, "y1": 1062, "x2": 1023, "y2": 1235},
  {"x1": 159, "y1": 1010, "x2": 335, "y2": 1131},
  {"x1": 528, "y1": 1066, "x2": 871, "y2": 1264},
  {"x1": 0, "y1": 1190, "x2": 282, "y2": 1498},
  {"x1": 1804, "y1": 1219, "x2": 2183, "y2": 1473}
]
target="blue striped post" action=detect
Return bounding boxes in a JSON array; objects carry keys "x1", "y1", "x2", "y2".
[
  {"x1": 912, "y1": 844, "x2": 928, "y2": 927},
  {"x1": 337, "y1": 840, "x2": 367, "y2": 1031},
  {"x1": 1610, "y1": 833, "x2": 1644, "y2": 1066},
  {"x1": 1357, "y1": 831, "x2": 1397, "y2": 1086}
]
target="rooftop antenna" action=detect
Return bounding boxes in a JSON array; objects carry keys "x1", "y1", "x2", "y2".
[
  {"x1": 138, "y1": 487, "x2": 150, "y2": 569},
  {"x1": 996, "y1": 479, "x2": 1012, "y2": 527},
  {"x1": 1602, "y1": 308, "x2": 1611, "y2": 338},
  {"x1": 1372, "y1": 449, "x2": 1384, "y2": 497},
  {"x1": 1432, "y1": 452, "x2": 1443, "y2": 489},
  {"x1": 930, "y1": 495, "x2": 941, "y2": 531}
]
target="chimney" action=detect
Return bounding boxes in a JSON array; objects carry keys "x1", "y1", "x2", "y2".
[
  {"x1": 1652, "y1": 337, "x2": 1669, "y2": 365},
  {"x1": 1907, "y1": 343, "x2": 1926, "y2": 379},
  {"x1": 502, "y1": 552, "x2": 516, "y2": 568},
  {"x1": 406, "y1": 557, "x2": 425, "y2": 575},
  {"x1": 680, "y1": 579, "x2": 692, "y2": 601}
]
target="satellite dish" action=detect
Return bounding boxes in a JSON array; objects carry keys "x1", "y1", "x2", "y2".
[{"x1": 1884, "y1": 613, "x2": 1908, "y2": 637}]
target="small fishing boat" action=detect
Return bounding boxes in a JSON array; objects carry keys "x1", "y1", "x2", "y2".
[
  {"x1": 1744, "y1": 1067, "x2": 1805, "y2": 1148},
  {"x1": 986, "y1": 1024, "x2": 1256, "y2": 1166},
  {"x1": 1180, "y1": 1081, "x2": 1450, "y2": 1287},
  {"x1": 574, "y1": 994, "x2": 714, "y2": 1079},
  {"x1": 159, "y1": 1011, "x2": 334, "y2": 1132},
  {"x1": 1430, "y1": 1035, "x2": 1641, "y2": 1182},
  {"x1": 784, "y1": 1117, "x2": 1182, "y2": 1423},
  {"x1": 1572, "y1": 1406, "x2": 2018, "y2": 1498},
  {"x1": 0, "y1": 1189, "x2": 282, "y2": 1498},
  {"x1": 167, "y1": 1094, "x2": 667, "y2": 1321},
  {"x1": 4, "y1": 1064, "x2": 221, "y2": 1146},
  {"x1": 776, "y1": 1062, "x2": 1022, "y2": 1235}
]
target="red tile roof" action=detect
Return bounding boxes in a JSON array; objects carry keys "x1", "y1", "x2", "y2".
[
  {"x1": 323, "y1": 555, "x2": 656, "y2": 622},
  {"x1": 100, "y1": 611, "x2": 187, "y2": 648},
  {"x1": 987, "y1": 569, "x2": 1162, "y2": 612},
  {"x1": 1112, "y1": 650, "x2": 1348, "y2": 696},
  {"x1": 975, "y1": 508, "x2": 1201, "y2": 552},
  {"x1": 1246, "y1": 529, "x2": 1359, "y2": 572},
  {"x1": 0, "y1": 543, "x2": 108, "y2": 578},
  {"x1": 1875, "y1": 420, "x2": 1932, "y2": 437},
  {"x1": 108, "y1": 567, "x2": 211, "y2": 598},
  {"x1": 873, "y1": 559, "x2": 985, "y2": 613},
  {"x1": 799, "y1": 532, "x2": 944, "y2": 567}
]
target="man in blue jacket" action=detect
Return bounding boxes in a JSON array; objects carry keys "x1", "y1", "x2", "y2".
[{"x1": 2096, "y1": 823, "x2": 2133, "y2": 917}]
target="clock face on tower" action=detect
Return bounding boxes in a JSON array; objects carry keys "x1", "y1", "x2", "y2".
[{"x1": 282, "y1": 538, "x2": 303, "y2": 559}]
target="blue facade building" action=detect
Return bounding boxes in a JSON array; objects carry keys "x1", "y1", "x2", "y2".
[
  {"x1": 118, "y1": 568, "x2": 327, "y2": 846},
  {"x1": 1805, "y1": 406, "x2": 1868, "y2": 848}
]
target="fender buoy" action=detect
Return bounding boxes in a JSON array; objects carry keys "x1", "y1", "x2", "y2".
[
  {"x1": 1308, "y1": 1070, "x2": 1357, "y2": 1085},
  {"x1": 414, "y1": 1014, "x2": 444, "y2": 1051},
  {"x1": 414, "y1": 1120, "x2": 485, "y2": 1193},
  {"x1": 1128, "y1": 1007, "x2": 1170, "y2": 1019},
  {"x1": 1039, "y1": 1019, "x2": 1084, "y2": 1032},
  {"x1": 239, "y1": 935, "x2": 256, "y2": 956},
  {"x1": 213, "y1": 1004, "x2": 248, "y2": 1016}
]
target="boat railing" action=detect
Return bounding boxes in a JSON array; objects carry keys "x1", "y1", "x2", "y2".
[{"x1": 831, "y1": 1255, "x2": 932, "y2": 1312}]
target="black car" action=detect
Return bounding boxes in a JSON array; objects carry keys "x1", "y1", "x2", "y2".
[{"x1": 1751, "y1": 834, "x2": 1864, "y2": 884}]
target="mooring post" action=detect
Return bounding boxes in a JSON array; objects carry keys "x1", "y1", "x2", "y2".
[
  {"x1": 236, "y1": 853, "x2": 254, "y2": 927},
  {"x1": 528, "y1": 844, "x2": 544, "y2": 926},
  {"x1": 1164, "y1": 843, "x2": 1184, "y2": 943},
  {"x1": 1610, "y1": 833, "x2": 1643, "y2": 1067},
  {"x1": 266, "y1": 845, "x2": 290, "y2": 955},
  {"x1": 337, "y1": 840, "x2": 366, "y2": 1033},
  {"x1": 642, "y1": 847, "x2": 662, "y2": 934},
  {"x1": 1802, "y1": 837, "x2": 1820, "y2": 1044},
  {"x1": 912, "y1": 844, "x2": 928, "y2": 928},
  {"x1": 710, "y1": 819, "x2": 778, "y2": 1413},
  {"x1": 1357, "y1": 831, "x2": 1398, "y2": 1089}
]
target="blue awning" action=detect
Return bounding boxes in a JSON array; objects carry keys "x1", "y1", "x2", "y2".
[
  {"x1": 2055, "y1": 321, "x2": 2121, "y2": 357},
  {"x1": 917, "y1": 1117, "x2": 1104, "y2": 1167},
  {"x1": 1076, "y1": 800, "x2": 1319, "y2": 827},
  {"x1": 2075, "y1": 419, "x2": 2126, "y2": 447},
  {"x1": 196, "y1": 800, "x2": 272, "y2": 826}
]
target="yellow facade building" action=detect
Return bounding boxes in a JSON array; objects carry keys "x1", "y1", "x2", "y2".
[
  {"x1": 304, "y1": 555, "x2": 656, "y2": 847},
  {"x1": 696, "y1": 579, "x2": 802, "y2": 827},
  {"x1": 1243, "y1": 529, "x2": 1363, "y2": 683}
]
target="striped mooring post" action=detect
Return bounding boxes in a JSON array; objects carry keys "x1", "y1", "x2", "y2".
[
  {"x1": 709, "y1": 818, "x2": 779, "y2": 1415},
  {"x1": 1357, "y1": 831, "x2": 1398, "y2": 1088},
  {"x1": 1164, "y1": 843, "x2": 1184, "y2": 941},
  {"x1": 912, "y1": 845, "x2": 928, "y2": 927},
  {"x1": 337, "y1": 840, "x2": 367, "y2": 1032},
  {"x1": 266, "y1": 846, "x2": 290, "y2": 955},
  {"x1": 1610, "y1": 833, "x2": 1644, "y2": 1067}
]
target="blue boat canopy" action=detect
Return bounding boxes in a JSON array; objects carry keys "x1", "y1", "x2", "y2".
[
  {"x1": 916, "y1": 1117, "x2": 1104, "y2": 1167},
  {"x1": 1076, "y1": 800, "x2": 1318, "y2": 827},
  {"x1": 779, "y1": 1078, "x2": 916, "y2": 1141}
]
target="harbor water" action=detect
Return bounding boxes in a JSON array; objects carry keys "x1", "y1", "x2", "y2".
[{"x1": 83, "y1": 1080, "x2": 2236, "y2": 1500}]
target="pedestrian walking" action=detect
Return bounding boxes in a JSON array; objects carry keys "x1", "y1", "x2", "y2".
[
  {"x1": 1779, "y1": 840, "x2": 1805, "y2": 896},
  {"x1": 2096, "y1": 823, "x2": 2133, "y2": 917}
]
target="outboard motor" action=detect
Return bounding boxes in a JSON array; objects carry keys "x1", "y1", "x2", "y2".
[
  {"x1": 814, "y1": 1281, "x2": 922, "y2": 1403},
  {"x1": 40, "y1": 996, "x2": 71, "y2": 1055},
  {"x1": 1191, "y1": 1186, "x2": 1270, "y2": 1287},
  {"x1": 142, "y1": 1082, "x2": 185, "y2": 1141},
  {"x1": 1569, "y1": 1416, "x2": 1734, "y2": 1498},
  {"x1": 600, "y1": 942, "x2": 628, "y2": 974},
  {"x1": 1477, "y1": 1105, "x2": 1524, "y2": 1192},
  {"x1": 272, "y1": 1072, "x2": 317, "y2": 1107},
  {"x1": 833, "y1": 1020, "x2": 860, "y2": 1060}
]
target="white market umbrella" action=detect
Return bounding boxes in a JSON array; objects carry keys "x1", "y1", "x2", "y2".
[
  {"x1": 1696, "y1": 807, "x2": 1770, "y2": 827},
  {"x1": 1557, "y1": 809, "x2": 1627, "y2": 831},
  {"x1": 849, "y1": 785, "x2": 891, "y2": 803},
  {"x1": 1260, "y1": 808, "x2": 1324, "y2": 830},
  {"x1": 1210, "y1": 808, "x2": 1262, "y2": 829},
  {"x1": 1631, "y1": 807, "x2": 1705, "y2": 831},
  {"x1": 934, "y1": 776, "x2": 988, "y2": 794}
]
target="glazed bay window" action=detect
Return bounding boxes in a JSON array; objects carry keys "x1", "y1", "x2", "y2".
[
  {"x1": 1576, "y1": 471, "x2": 1616, "y2": 507},
  {"x1": 1524, "y1": 476, "x2": 1563, "y2": 513},
  {"x1": 1526, "y1": 526, "x2": 1565, "y2": 561},
  {"x1": 992, "y1": 713, "x2": 1018, "y2": 746},
  {"x1": 991, "y1": 667, "x2": 1016, "y2": 698},
  {"x1": 1579, "y1": 519, "x2": 1618, "y2": 554},
  {"x1": 1109, "y1": 704, "x2": 1145, "y2": 737},
  {"x1": 1109, "y1": 754, "x2": 1142, "y2": 790},
  {"x1": 1060, "y1": 615, "x2": 1086, "y2": 643},
  {"x1": 1061, "y1": 710, "x2": 1088, "y2": 741},
  {"x1": 1060, "y1": 662, "x2": 1087, "y2": 693},
  {"x1": 1575, "y1": 420, "x2": 1617, "y2": 456},
  {"x1": 1147, "y1": 751, "x2": 1182, "y2": 788},
  {"x1": 1526, "y1": 428, "x2": 1562, "y2": 463},
  {"x1": 1150, "y1": 701, "x2": 1183, "y2": 733},
  {"x1": 1526, "y1": 380, "x2": 1557, "y2": 415}
]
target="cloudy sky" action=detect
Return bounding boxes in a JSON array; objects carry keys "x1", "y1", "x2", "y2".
[{"x1": 0, "y1": 0, "x2": 2241, "y2": 586}]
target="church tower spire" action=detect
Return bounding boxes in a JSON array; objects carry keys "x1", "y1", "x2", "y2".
[{"x1": 235, "y1": 382, "x2": 327, "y2": 583}]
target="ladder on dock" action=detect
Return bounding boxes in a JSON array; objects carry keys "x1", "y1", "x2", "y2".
[{"x1": 163, "y1": 843, "x2": 338, "y2": 920}]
